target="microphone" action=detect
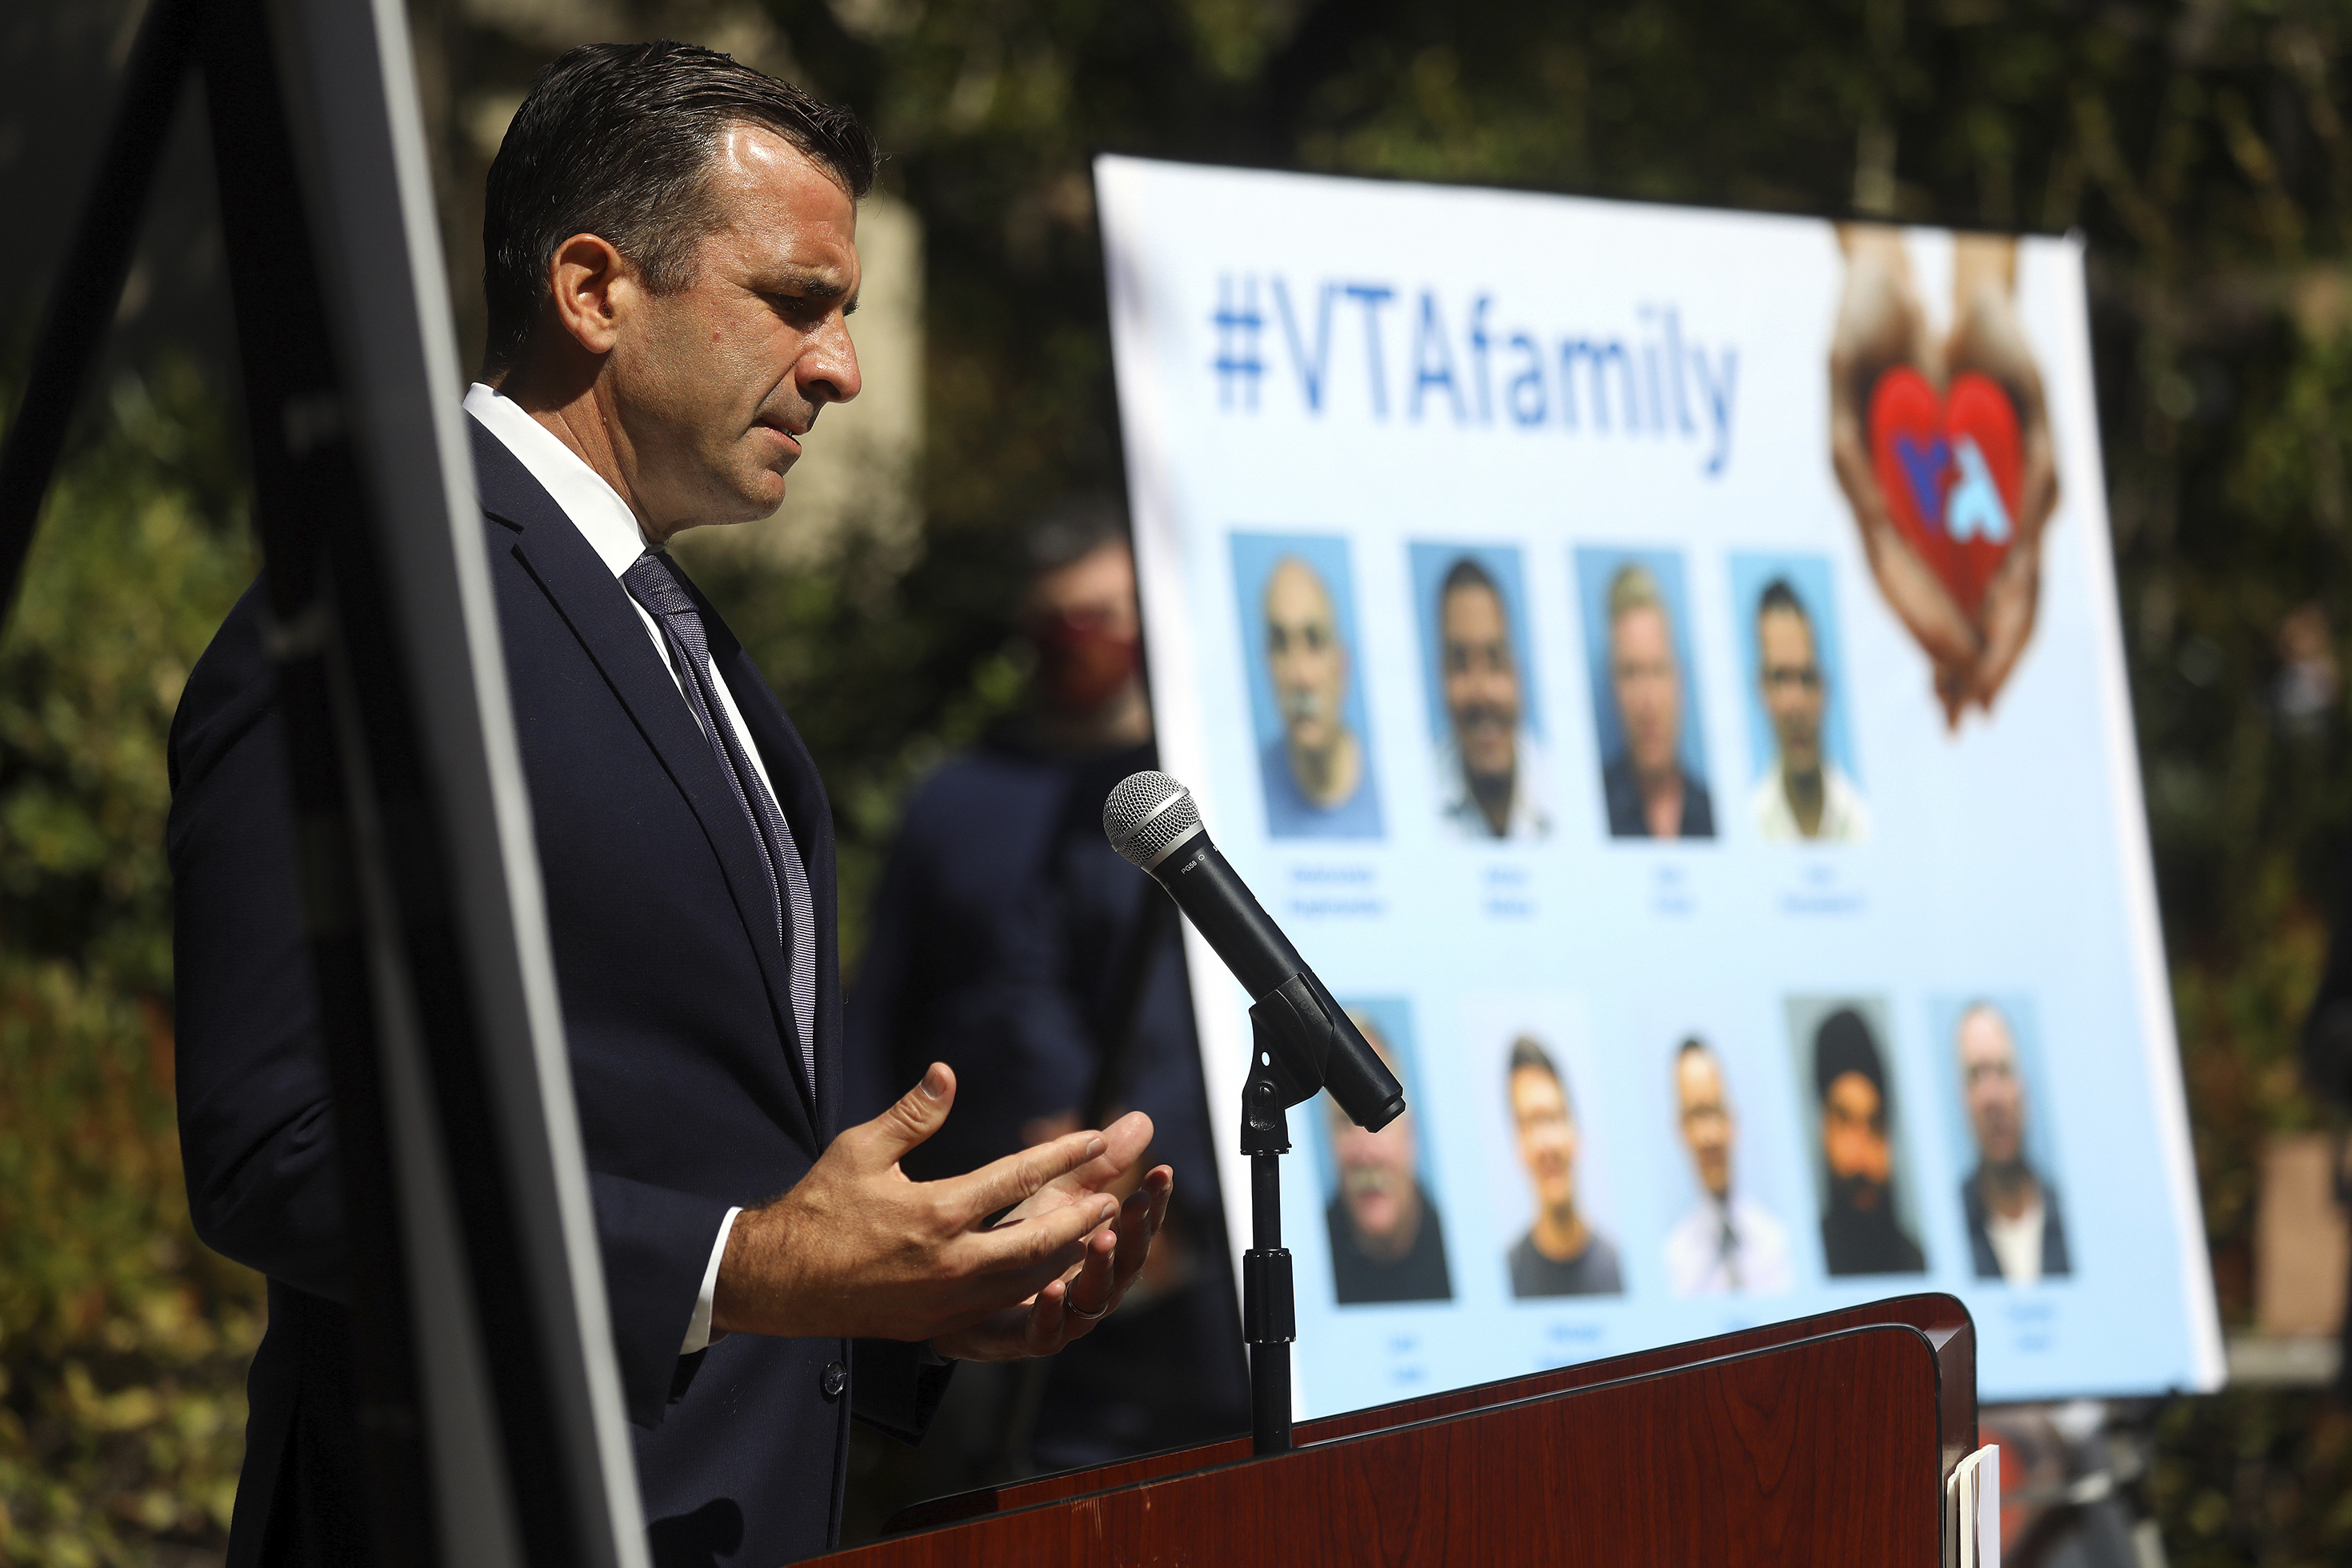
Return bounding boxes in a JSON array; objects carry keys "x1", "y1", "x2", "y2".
[{"x1": 1103, "y1": 770, "x2": 1404, "y2": 1132}]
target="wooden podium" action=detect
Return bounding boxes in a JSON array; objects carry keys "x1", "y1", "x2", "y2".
[{"x1": 820, "y1": 1294, "x2": 1975, "y2": 1566}]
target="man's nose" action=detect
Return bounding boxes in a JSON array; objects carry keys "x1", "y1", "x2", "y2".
[{"x1": 802, "y1": 318, "x2": 862, "y2": 405}]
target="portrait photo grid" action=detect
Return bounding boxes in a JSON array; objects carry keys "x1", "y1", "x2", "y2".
[{"x1": 1100, "y1": 154, "x2": 2220, "y2": 1414}]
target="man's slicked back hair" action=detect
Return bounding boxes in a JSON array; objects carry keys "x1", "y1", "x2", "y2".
[{"x1": 482, "y1": 41, "x2": 878, "y2": 375}]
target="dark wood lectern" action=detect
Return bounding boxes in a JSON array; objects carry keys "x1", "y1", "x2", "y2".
[{"x1": 822, "y1": 1294, "x2": 1974, "y2": 1566}]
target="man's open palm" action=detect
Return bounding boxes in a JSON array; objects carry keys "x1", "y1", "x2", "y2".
[
  {"x1": 934, "y1": 1108, "x2": 1174, "y2": 1362},
  {"x1": 711, "y1": 1064, "x2": 1170, "y2": 1353}
]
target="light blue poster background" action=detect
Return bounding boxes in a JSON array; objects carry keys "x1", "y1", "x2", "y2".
[
  {"x1": 1461, "y1": 992, "x2": 1622, "y2": 1304},
  {"x1": 1782, "y1": 994, "x2": 1935, "y2": 1266},
  {"x1": 1636, "y1": 991, "x2": 1813, "y2": 1303},
  {"x1": 1407, "y1": 542, "x2": 1546, "y2": 745},
  {"x1": 1302, "y1": 997, "x2": 1451, "y2": 1277},
  {"x1": 1572, "y1": 546, "x2": 1712, "y2": 794},
  {"x1": 1230, "y1": 530, "x2": 1386, "y2": 841},
  {"x1": 1098, "y1": 154, "x2": 2222, "y2": 1410},
  {"x1": 1726, "y1": 551, "x2": 1862, "y2": 789},
  {"x1": 1926, "y1": 993, "x2": 2070, "y2": 1278}
]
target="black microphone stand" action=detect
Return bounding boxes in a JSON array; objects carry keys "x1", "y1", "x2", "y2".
[{"x1": 1236, "y1": 974, "x2": 1350, "y2": 1455}]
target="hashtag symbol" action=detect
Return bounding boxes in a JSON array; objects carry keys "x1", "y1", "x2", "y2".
[{"x1": 1212, "y1": 274, "x2": 1263, "y2": 411}]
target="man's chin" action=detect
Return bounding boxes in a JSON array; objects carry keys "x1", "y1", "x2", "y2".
[
  {"x1": 723, "y1": 446, "x2": 795, "y2": 509},
  {"x1": 718, "y1": 477, "x2": 790, "y2": 526}
]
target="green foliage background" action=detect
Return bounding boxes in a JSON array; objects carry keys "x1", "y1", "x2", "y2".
[
  {"x1": 10, "y1": 0, "x2": 2352, "y2": 1561},
  {"x1": 0, "y1": 365, "x2": 259, "y2": 1561}
]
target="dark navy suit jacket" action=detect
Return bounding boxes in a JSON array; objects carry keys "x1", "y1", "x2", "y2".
[
  {"x1": 1961, "y1": 1167, "x2": 2073, "y2": 1282},
  {"x1": 1600, "y1": 754, "x2": 1716, "y2": 839},
  {"x1": 169, "y1": 418, "x2": 940, "y2": 1568}
]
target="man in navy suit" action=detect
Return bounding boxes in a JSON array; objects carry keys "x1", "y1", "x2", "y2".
[{"x1": 170, "y1": 42, "x2": 1170, "y2": 1567}]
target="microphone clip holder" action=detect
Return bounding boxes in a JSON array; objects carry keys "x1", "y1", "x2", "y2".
[{"x1": 1238, "y1": 972, "x2": 1342, "y2": 1457}]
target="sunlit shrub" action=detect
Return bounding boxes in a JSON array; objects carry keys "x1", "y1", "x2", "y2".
[{"x1": 0, "y1": 362, "x2": 259, "y2": 1564}]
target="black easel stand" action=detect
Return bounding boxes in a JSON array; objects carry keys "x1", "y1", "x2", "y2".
[
  {"x1": 1238, "y1": 974, "x2": 1353, "y2": 1455},
  {"x1": 0, "y1": 2, "x2": 632, "y2": 1562}
]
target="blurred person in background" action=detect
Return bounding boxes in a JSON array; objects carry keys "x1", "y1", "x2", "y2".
[
  {"x1": 2299, "y1": 821, "x2": 2352, "y2": 1398},
  {"x1": 1434, "y1": 556, "x2": 1550, "y2": 838},
  {"x1": 848, "y1": 499, "x2": 1246, "y2": 1480},
  {"x1": 1662, "y1": 1038, "x2": 1791, "y2": 1296},
  {"x1": 1954, "y1": 1002, "x2": 2071, "y2": 1283},
  {"x1": 1324, "y1": 1010, "x2": 1454, "y2": 1304},
  {"x1": 2274, "y1": 602, "x2": 2339, "y2": 738},
  {"x1": 1602, "y1": 563, "x2": 1713, "y2": 839}
]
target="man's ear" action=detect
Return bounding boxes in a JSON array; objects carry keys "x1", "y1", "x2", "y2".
[{"x1": 546, "y1": 233, "x2": 636, "y2": 356}]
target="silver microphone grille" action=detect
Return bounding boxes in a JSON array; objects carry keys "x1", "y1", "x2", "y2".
[{"x1": 1103, "y1": 770, "x2": 1205, "y2": 871}]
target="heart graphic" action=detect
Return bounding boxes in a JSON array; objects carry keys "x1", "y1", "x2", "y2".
[{"x1": 1867, "y1": 366, "x2": 2022, "y2": 617}]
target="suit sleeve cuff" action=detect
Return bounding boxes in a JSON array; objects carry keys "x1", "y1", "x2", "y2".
[{"x1": 679, "y1": 1206, "x2": 742, "y2": 1355}]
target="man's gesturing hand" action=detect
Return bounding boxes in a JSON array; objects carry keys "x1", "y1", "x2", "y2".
[
  {"x1": 710, "y1": 1064, "x2": 1164, "y2": 1347},
  {"x1": 931, "y1": 1111, "x2": 1174, "y2": 1363}
]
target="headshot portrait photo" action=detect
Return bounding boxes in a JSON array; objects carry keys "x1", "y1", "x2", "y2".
[
  {"x1": 1661, "y1": 1034, "x2": 1796, "y2": 1297},
  {"x1": 1728, "y1": 554, "x2": 1869, "y2": 844},
  {"x1": 1231, "y1": 532, "x2": 1384, "y2": 839},
  {"x1": 1785, "y1": 995, "x2": 1928, "y2": 1278},
  {"x1": 1573, "y1": 547, "x2": 1715, "y2": 841},
  {"x1": 1500, "y1": 1032, "x2": 1624, "y2": 1298},
  {"x1": 1933, "y1": 994, "x2": 2072, "y2": 1285},
  {"x1": 1410, "y1": 543, "x2": 1554, "y2": 840},
  {"x1": 1310, "y1": 998, "x2": 1455, "y2": 1306}
]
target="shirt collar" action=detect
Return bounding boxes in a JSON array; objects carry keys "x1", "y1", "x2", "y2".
[
  {"x1": 1438, "y1": 729, "x2": 1549, "y2": 832},
  {"x1": 464, "y1": 382, "x2": 651, "y2": 579}
]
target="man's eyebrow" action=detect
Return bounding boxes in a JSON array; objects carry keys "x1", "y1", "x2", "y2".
[{"x1": 758, "y1": 266, "x2": 858, "y2": 306}]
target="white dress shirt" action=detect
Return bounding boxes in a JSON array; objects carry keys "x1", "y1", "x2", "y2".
[
  {"x1": 1982, "y1": 1191, "x2": 2048, "y2": 1285},
  {"x1": 1664, "y1": 1194, "x2": 1795, "y2": 1297},
  {"x1": 1434, "y1": 729, "x2": 1555, "y2": 839},
  {"x1": 1750, "y1": 759, "x2": 1870, "y2": 843},
  {"x1": 466, "y1": 383, "x2": 744, "y2": 1355}
]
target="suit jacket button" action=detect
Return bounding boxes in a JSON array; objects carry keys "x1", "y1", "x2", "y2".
[{"x1": 821, "y1": 1359, "x2": 847, "y2": 1399}]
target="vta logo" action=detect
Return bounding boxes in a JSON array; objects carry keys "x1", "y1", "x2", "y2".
[{"x1": 1869, "y1": 367, "x2": 2023, "y2": 614}]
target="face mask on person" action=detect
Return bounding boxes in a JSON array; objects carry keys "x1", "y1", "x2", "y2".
[{"x1": 1030, "y1": 610, "x2": 1141, "y2": 714}]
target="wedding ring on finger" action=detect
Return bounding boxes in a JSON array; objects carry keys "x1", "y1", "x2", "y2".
[{"x1": 1064, "y1": 1294, "x2": 1111, "y2": 1322}]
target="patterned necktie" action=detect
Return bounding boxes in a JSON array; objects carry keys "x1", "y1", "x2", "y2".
[{"x1": 622, "y1": 551, "x2": 817, "y2": 1090}]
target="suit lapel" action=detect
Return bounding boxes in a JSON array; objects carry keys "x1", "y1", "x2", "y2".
[{"x1": 469, "y1": 419, "x2": 821, "y2": 1141}]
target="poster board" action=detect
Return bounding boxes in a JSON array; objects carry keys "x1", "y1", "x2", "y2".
[{"x1": 1098, "y1": 154, "x2": 2223, "y2": 1410}]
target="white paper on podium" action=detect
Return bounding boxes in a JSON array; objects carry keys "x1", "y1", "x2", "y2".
[{"x1": 1949, "y1": 1444, "x2": 2002, "y2": 1568}]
